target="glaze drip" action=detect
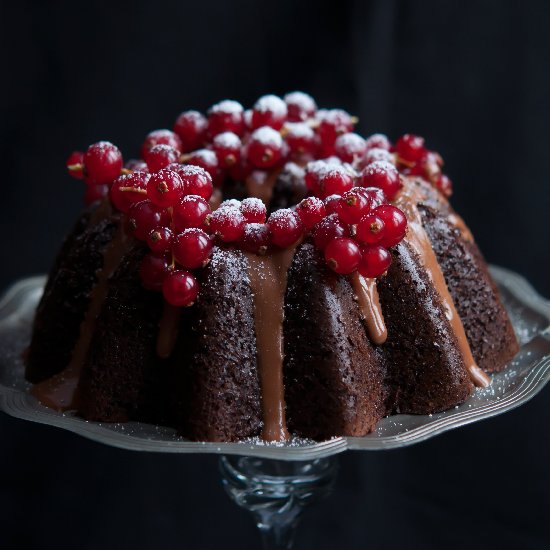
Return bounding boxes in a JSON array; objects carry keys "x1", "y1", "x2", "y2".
[
  {"x1": 244, "y1": 169, "x2": 280, "y2": 206},
  {"x1": 349, "y1": 272, "x2": 387, "y2": 345},
  {"x1": 245, "y1": 244, "x2": 298, "y2": 441},
  {"x1": 31, "y1": 219, "x2": 132, "y2": 410},
  {"x1": 395, "y1": 179, "x2": 490, "y2": 388},
  {"x1": 156, "y1": 301, "x2": 181, "y2": 359}
]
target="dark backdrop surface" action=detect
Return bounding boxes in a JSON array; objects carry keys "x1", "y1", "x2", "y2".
[{"x1": 1, "y1": 1, "x2": 549, "y2": 549}]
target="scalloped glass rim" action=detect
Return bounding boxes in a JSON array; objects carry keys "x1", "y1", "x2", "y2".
[{"x1": 0, "y1": 266, "x2": 548, "y2": 461}]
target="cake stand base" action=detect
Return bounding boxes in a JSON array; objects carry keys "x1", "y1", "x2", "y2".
[{"x1": 220, "y1": 455, "x2": 338, "y2": 549}]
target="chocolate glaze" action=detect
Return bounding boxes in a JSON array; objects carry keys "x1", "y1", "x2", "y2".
[
  {"x1": 395, "y1": 179, "x2": 490, "y2": 388},
  {"x1": 156, "y1": 302, "x2": 181, "y2": 359},
  {"x1": 31, "y1": 220, "x2": 131, "y2": 410},
  {"x1": 245, "y1": 169, "x2": 280, "y2": 205},
  {"x1": 209, "y1": 188, "x2": 223, "y2": 210},
  {"x1": 245, "y1": 244, "x2": 299, "y2": 442},
  {"x1": 349, "y1": 273, "x2": 387, "y2": 345}
]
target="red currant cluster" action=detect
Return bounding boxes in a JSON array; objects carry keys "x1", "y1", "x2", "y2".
[
  {"x1": 295, "y1": 157, "x2": 407, "y2": 278},
  {"x1": 394, "y1": 134, "x2": 452, "y2": 196},
  {"x1": 64, "y1": 92, "x2": 456, "y2": 306}
]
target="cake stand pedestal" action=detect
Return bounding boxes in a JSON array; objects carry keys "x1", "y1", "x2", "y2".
[
  {"x1": 0, "y1": 266, "x2": 549, "y2": 549},
  {"x1": 220, "y1": 455, "x2": 337, "y2": 549}
]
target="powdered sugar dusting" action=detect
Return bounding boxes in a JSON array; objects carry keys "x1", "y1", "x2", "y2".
[
  {"x1": 218, "y1": 198, "x2": 241, "y2": 210},
  {"x1": 208, "y1": 100, "x2": 244, "y2": 115},
  {"x1": 335, "y1": 132, "x2": 365, "y2": 149},
  {"x1": 191, "y1": 149, "x2": 217, "y2": 163},
  {"x1": 213, "y1": 131, "x2": 240, "y2": 148},
  {"x1": 284, "y1": 122, "x2": 315, "y2": 139},
  {"x1": 251, "y1": 126, "x2": 283, "y2": 147},
  {"x1": 254, "y1": 94, "x2": 288, "y2": 117},
  {"x1": 284, "y1": 91, "x2": 317, "y2": 111}
]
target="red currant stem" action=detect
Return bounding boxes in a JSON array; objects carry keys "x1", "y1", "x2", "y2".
[
  {"x1": 179, "y1": 153, "x2": 192, "y2": 163},
  {"x1": 120, "y1": 168, "x2": 133, "y2": 175},
  {"x1": 305, "y1": 118, "x2": 320, "y2": 129},
  {"x1": 67, "y1": 163, "x2": 83, "y2": 172},
  {"x1": 396, "y1": 155, "x2": 415, "y2": 168},
  {"x1": 118, "y1": 186, "x2": 148, "y2": 194},
  {"x1": 279, "y1": 126, "x2": 290, "y2": 137},
  {"x1": 350, "y1": 116, "x2": 359, "y2": 124}
]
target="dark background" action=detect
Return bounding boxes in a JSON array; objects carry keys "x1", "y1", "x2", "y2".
[{"x1": 1, "y1": 1, "x2": 549, "y2": 549}]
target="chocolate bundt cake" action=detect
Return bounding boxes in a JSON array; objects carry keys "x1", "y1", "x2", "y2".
[{"x1": 26, "y1": 93, "x2": 519, "y2": 442}]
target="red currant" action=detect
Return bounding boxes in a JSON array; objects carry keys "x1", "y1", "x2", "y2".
[
  {"x1": 356, "y1": 213, "x2": 385, "y2": 245},
  {"x1": 395, "y1": 134, "x2": 426, "y2": 163},
  {"x1": 436, "y1": 173, "x2": 453, "y2": 197},
  {"x1": 317, "y1": 109, "x2": 354, "y2": 154},
  {"x1": 173, "y1": 195, "x2": 211, "y2": 231},
  {"x1": 304, "y1": 160, "x2": 330, "y2": 194},
  {"x1": 83, "y1": 141, "x2": 123, "y2": 185},
  {"x1": 147, "y1": 169, "x2": 184, "y2": 207},
  {"x1": 243, "y1": 108, "x2": 253, "y2": 129},
  {"x1": 207, "y1": 100, "x2": 245, "y2": 137},
  {"x1": 334, "y1": 133, "x2": 367, "y2": 163},
  {"x1": 207, "y1": 207, "x2": 246, "y2": 242},
  {"x1": 141, "y1": 129, "x2": 182, "y2": 158},
  {"x1": 312, "y1": 214, "x2": 350, "y2": 251},
  {"x1": 359, "y1": 147, "x2": 394, "y2": 169},
  {"x1": 125, "y1": 158, "x2": 149, "y2": 172},
  {"x1": 338, "y1": 188, "x2": 371, "y2": 224},
  {"x1": 413, "y1": 150, "x2": 443, "y2": 181},
  {"x1": 84, "y1": 184, "x2": 109, "y2": 205},
  {"x1": 66, "y1": 151, "x2": 84, "y2": 179},
  {"x1": 364, "y1": 133, "x2": 391, "y2": 151},
  {"x1": 212, "y1": 131, "x2": 241, "y2": 168},
  {"x1": 184, "y1": 148, "x2": 221, "y2": 183},
  {"x1": 324, "y1": 194, "x2": 342, "y2": 216},
  {"x1": 172, "y1": 228, "x2": 213, "y2": 269},
  {"x1": 240, "y1": 223, "x2": 271, "y2": 254},
  {"x1": 218, "y1": 199, "x2": 241, "y2": 210},
  {"x1": 240, "y1": 198, "x2": 266, "y2": 223},
  {"x1": 357, "y1": 160, "x2": 401, "y2": 199},
  {"x1": 247, "y1": 127, "x2": 284, "y2": 169},
  {"x1": 146, "y1": 226, "x2": 173, "y2": 254},
  {"x1": 140, "y1": 253, "x2": 170, "y2": 291},
  {"x1": 355, "y1": 187, "x2": 386, "y2": 210},
  {"x1": 317, "y1": 165, "x2": 354, "y2": 198},
  {"x1": 110, "y1": 172, "x2": 150, "y2": 213},
  {"x1": 357, "y1": 245, "x2": 392, "y2": 278},
  {"x1": 251, "y1": 95, "x2": 288, "y2": 130},
  {"x1": 267, "y1": 209, "x2": 304, "y2": 248},
  {"x1": 173, "y1": 110, "x2": 207, "y2": 152},
  {"x1": 162, "y1": 270, "x2": 199, "y2": 307},
  {"x1": 284, "y1": 91, "x2": 317, "y2": 122},
  {"x1": 325, "y1": 237, "x2": 362, "y2": 274},
  {"x1": 145, "y1": 144, "x2": 180, "y2": 173},
  {"x1": 128, "y1": 200, "x2": 170, "y2": 241},
  {"x1": 296, "y1": 196, "x2": 326, "y2": 229},
  {"x1": 374, "y1": 204, "x2": 407, "y2": 247},
  {"x1": 168, "y1": 164, "x2": 213, "y2": 201},
  {"x1": 284, "y1": 122, "x2": 317, "y2": 156}
]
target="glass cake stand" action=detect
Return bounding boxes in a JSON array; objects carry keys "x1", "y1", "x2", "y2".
[{"x1": 0, "y1": 267, "x2": 548, "y2": 549}]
